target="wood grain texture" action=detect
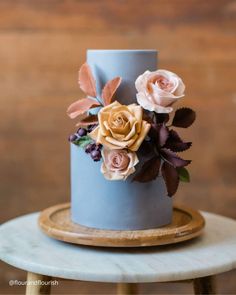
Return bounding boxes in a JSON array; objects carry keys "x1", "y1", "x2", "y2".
[
  {"x1": 0, "y1": 0, "x2": 236, "y2": 293},
  {"x1": 38, "y1": 203, "x2": 205, "y2": 247}
]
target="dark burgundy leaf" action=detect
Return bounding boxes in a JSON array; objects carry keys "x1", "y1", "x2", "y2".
[
  {"x1": 161, "y1": 162, "x2": 179, "y2": 197},
  {"x1": 138, "y1": 140, "x2": 155, "y2": 157},
  {"x1": 167, "y1": 129, "x2": 181, "y2": 142},
  {"x1": 143, "y1": 111, "x2": 155, "y2": 124},
  {"x1": 155, "y1": 113, "x2": 169, "y2": 124},
  {"x1": 160, "y1": 148, "x2": 191, "y2": 167},
  {"x1": 148, "y1": 124, "x2": 158, "y2": 141},
  {"x1": 170, "y1": 141, "x2": 192, "y2": 152},
  {"x1": 168, "y1": 141, "x2": 192, "y2": 152},
  {"x1": 133, "y1": 156, "x2": 161, "y2": 183},
  {"x1": 165, "y1": 130, "x2": 192, "y2": 152},
  {"x1": 172, "y1": 108, "x2": 196, "y2": 128},
  {"x1": 158, "y1": 125, "x2": 169, "y2": 147},
  {"x1": 150, "y1": 124, "x2": 169, "y2": 147}
]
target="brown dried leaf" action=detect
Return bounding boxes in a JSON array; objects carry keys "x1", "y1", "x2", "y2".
[
  {"x1": 67, "y1": 98, "x2": 100, "y2": 119},
  {"x1": 102, "y1": 77, "x2": 122, "y2": 106},
  {"x1": 76, "y1": 115, "x2": 98, "y2": 126},
  {"x1": 78, "y1": 63, "x2": 97, "y2": 97}
]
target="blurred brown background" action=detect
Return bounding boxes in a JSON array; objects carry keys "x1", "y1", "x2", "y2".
[{"x1": 0, "y1": 0, "x2": 235, "y2": 294}]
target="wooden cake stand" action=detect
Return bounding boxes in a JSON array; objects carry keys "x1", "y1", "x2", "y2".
[{"x1": 38, "y1": 203, "x2": 205, "y2": 247}]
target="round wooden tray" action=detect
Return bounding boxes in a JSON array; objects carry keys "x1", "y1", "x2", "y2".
[{"x1": 38, "y1": 203, "x2": 205, "y2": 247}]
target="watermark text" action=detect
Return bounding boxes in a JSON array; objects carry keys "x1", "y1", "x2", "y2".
[{"x1": 9, "y1": 279, "x2": 59, "y2": 287}]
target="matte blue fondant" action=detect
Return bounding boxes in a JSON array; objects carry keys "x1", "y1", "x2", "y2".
[{"x1": 70, "y1": 49, "x2": 173, "y2": 230}]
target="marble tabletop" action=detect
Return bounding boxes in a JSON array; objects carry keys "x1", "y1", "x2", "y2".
[{"x1": 0, "y1": 211, "x2": 236, "y2": 283}]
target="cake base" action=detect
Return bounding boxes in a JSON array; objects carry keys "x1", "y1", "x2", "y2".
[
  {"x1": 38, "y1": 203, "x2": 205, "y2": 247},
  {"x1": 71, "y1": 145, "x2": 173, "y2": 230}
]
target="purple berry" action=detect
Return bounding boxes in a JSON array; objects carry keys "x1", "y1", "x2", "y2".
[
  {"x1": 93, "y1": 144, "x2": 101, "y2": 151},
  {"x1": 91, "y1": 150, "x2": 100, "y2": 157},
  {"x1": 85, "y1": 143, "x2": 95, "y2": 154},
  {"x1": 87, "y1": 124, "x2": 98, "y2": 133},
  {"x1": 77, "y1": 128, "x2": 87, "y2": 137},
  {"x1": 68, "y1": 134, "x2": 79, "y2": 142},
  {"x1": 91, "y1": 149, "x2": 102, "y2": 161},
  {"x1": 96, "y1": 144, "x2": 102, "y2": 150}
]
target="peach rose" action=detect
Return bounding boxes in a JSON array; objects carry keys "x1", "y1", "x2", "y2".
[
  {"x1": 101, "y1": 149, "x2": 139, "y2": 180},
  {"x1": 135, "y1": 69, "x2": 185, "y2": 113},
  {"x1": 89, "y1": 101, "x2": 150, "y2": 151}
]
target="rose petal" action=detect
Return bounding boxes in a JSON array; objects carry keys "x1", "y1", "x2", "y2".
[
  {"x1": 105, "y1": 133, "x2": 139, "y2": 149},
  {"x1": 89, "y1": 126, "x2": 99, "y2": 141},
  {"x1": 137, "y1": 92, "x2": 173, "y2": 113},
  {"x1": 129, "y1": 120, "x2": 151, "y2": 151}
]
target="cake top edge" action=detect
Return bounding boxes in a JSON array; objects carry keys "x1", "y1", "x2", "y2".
[{"x1": 87, "y1": 49, "x2": 158, "y2": 53}]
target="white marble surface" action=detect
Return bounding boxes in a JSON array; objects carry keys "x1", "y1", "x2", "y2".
[{"x1": 0, "y1": 211, "x2": 236, "y2": 283}]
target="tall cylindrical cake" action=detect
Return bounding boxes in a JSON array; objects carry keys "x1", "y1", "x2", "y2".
[{"x1": 71, "y1": 50, "x2": 172, "y2": 230}]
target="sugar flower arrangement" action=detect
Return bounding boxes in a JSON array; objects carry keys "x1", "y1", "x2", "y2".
[{"x1": 67, "y1": 63, "x2": 196, "y2": 196}]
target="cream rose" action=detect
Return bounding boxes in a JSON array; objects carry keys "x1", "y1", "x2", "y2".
[
  {"x1": 101, "y1": 149, "x2": 139, "y2": 180},
  {"x1": 135, "y1": 69, "x2": 185, "y2": 113},
  {"x1": 89, "y1": 101, "x2": 150, "y2": 151}
]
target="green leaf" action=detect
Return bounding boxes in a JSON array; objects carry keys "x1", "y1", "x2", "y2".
[
  {"x1": 74, "y1": 135, "x2": 93, "y2": 148},
  {"x1": 177, "y1": 167, "x2": 190, "y2": 182}
]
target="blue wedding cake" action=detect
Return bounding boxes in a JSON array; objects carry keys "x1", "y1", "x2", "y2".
[{"x1": 67, "y1": 49, "x2": 195, "y2": 230}]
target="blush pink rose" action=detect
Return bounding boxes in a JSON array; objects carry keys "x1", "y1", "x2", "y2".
[
  {"x1": 101, "y1": 149, "x2": 139, "y2": 180},
  {"x1": 135, "y1": 69, "x2": 185, "y2": 113}
]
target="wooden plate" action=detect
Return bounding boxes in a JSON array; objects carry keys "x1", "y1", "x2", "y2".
[{"x1": 38, "y1": 203, "x2": 205, "y2": 247}]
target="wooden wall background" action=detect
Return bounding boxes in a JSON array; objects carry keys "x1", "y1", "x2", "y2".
[{"x1": 0, "y1": 0, "x2": 235, "y2": 294}]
